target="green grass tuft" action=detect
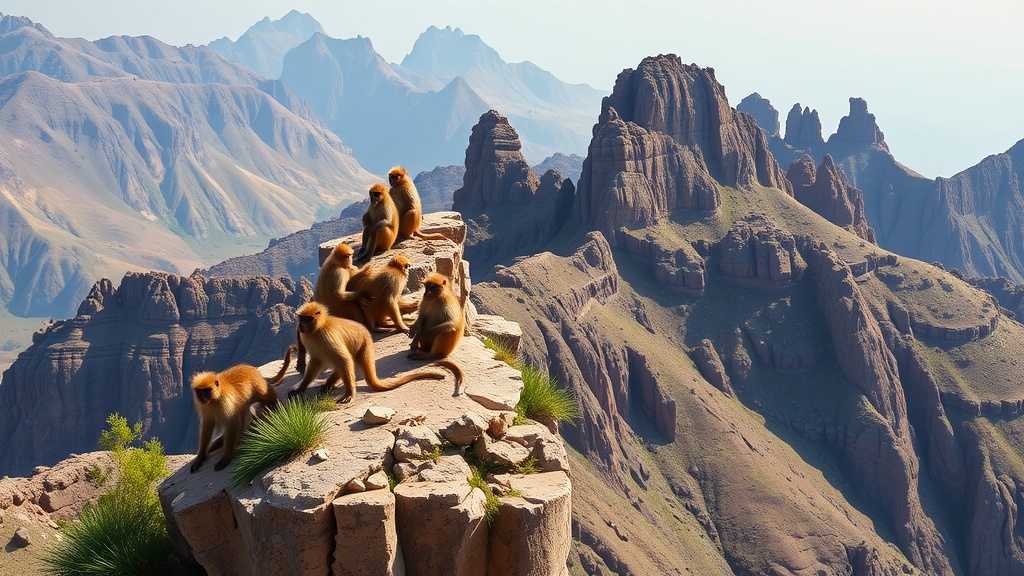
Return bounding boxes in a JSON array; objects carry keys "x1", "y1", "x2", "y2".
[
  {"x1": 509, "y1": 455, "x2": 541, "y2": 475},
  {"x1": 43, "y1": 498, "x2": 171, "y2": 576},
  {"x1": 230, "y1": 397, "x2": 329, "y2": 488},
  {"x1": 515, "y1": 365, "x2": 581, "y2": 425},
  {"x1": 482, "y1": 337, "x2": 518, "y2": 366},
  {"x1": 43, "y1": 413, "x2": 172, "y2": 576},
  {"x1": 412, "y1": 445, "x2": 443, "y2": 463}
]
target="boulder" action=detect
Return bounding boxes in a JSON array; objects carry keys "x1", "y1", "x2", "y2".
[
  {"x1": 394, "y1": 481, "x2": 488, "y2": 576},
  {"x1": 393, "y1": 426, "x2": 444, "y2": 463},
  {"x1": 332, "y1": 489, "x2": 405, "y2": 576},
  {"x1": 441, "y1": 412, "x2": 490, "y2": 446},
  {"x1": 488, "y1": 472, "x2": 572, "y2": 576}
]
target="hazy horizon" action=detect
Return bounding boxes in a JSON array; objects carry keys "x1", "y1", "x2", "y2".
[{"x1": 2, "y1": 0, "x2": 1022, "y2": 179}]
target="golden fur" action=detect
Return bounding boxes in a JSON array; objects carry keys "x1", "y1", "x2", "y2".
[{"x1": 190, "y1": 345, "x2": 295, "y2": 472}]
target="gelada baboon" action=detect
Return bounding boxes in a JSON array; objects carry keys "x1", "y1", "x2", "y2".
[
  {"x1": 292, "y1": 301, "x2": 460, "y2": 402},
  {"x1": 190, "y1": 345, "x2": 295, "y2": 472}
]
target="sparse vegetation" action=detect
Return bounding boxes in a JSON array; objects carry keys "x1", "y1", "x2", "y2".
[
  {"x1": 413, "y1": 445, "x2": 444, "y2": 463},
  {"x1": 515, "y1": 365, "x2": 580, "y2": 425},
  {"x1": 43, "y1": 414, "x2": 172, "y2": 576},
  {"x1": 481, "y1": 336, "x2": 580, "y2": 426},
  {"x1": 482, "y1": 337, "x2": 518, "y2": 365},
  {"x1": 468, "y1": 468, "x2": 501, "y2": 524},
  {"x1": 229, "y1": 396, "x2": 329, "y2": 488},
  {"x1": 509, "y1": 455, "x2": 541, "y2": 475}
]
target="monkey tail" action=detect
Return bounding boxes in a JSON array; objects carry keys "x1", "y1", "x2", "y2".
[
  {"x1": 413, "y1": 230, "x2": 449, "y2": 241},
  {"x1": 269, "y1": 344, "x2": 297, "y2": 386},
  {"x1": 371, "y1": 369, "x2": 446, "y2": 390},
  {"x1": 429, "y1": 359, "x2": 465, "y2": 396}
]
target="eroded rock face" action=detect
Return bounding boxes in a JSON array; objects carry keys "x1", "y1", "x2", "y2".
[
  {"x1": 574, "y1": 54, "x2": 791, "y2": 236},
  {"x1": 0, "y1": 273, "x2": 311, "y2": 477},
  {"x1": 737, "y1": 92, "x2": 780, "y2": 137},
  {"x1": 717, "y1": 217, "x2": 806, "y2": 290},
  {"x1": 829, "y1": 97, "x2": 889, "y2": 151},
  {"x1": 788, "y1": 154, "x2": 877, "y2": 243},
  {"x1": 452, "y1": 111, "x2": 575, "y2": 268},
  {"x1": 804, "y1": 242, "x2": 958, "y2": 575},
  {"x1": 784, "y1": 104, "x2": 824, "y2": 149}
]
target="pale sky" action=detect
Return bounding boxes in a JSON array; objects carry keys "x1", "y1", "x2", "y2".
[{"x1": 2, "y1": 0, "x2": 1022, "y2": 179}]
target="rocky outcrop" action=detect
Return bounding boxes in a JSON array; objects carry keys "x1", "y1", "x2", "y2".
[
  {"x1": 783, "y1": 104, "x2": 824, "y2": 149},
  {"x1": 737, "y1": 92, "x2": 780, "y2": 137},
  {"x1": 689, "y1": 339, "x2": 733, "y2": 396},
  {"x1": 574, "y1": 55, "x2": 791, "y2": 236},
  {"x1": 717, "y1": 216, "x2": 806, "y2": 290},
  {"x1": 616, "y1": 231, "x2": 706, "y2": 296},
  {"x1": 828, "y1": 97, "x2": 889, "y2": 151},
  {"x1": 159, "y1": 323, "x2": 572, "y2": 576},
  {"x1": 788, "y1": 154, "x2": 877, "y2": 243},
  {"x1": 452, "y1": 111, "x2": 575, "y2": 269},
  {"x1": 0, "y1": 273, "x2": 311, "y2": 477}
]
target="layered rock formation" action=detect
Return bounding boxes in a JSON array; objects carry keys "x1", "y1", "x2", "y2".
[
  {"x1": 829, "y1": 97, "x2": 889, "y2": 151},
  {"x1": 736, "y1": 92, "x2": 780, "y2": 137},
  {"x1": 452, "y1": 110, "x2": 575, "y2": 268},
  {"x1": 0, "y1": 273, "x2": 310, "y2": 476},
  {"x1": 456, "y1": 56, "x2": 1024, "y2": 575},
  {"x1": 787, "y1": 154, "x2": 877, "y2": 243},
  {"x1": 574, "y1": 55, "x2": 791, "y2": 237}
]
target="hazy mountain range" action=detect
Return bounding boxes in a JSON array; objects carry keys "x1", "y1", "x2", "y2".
[
  {"x1": 740, "y1": 93, "x2": 1024, "y2": 283},
  {"x1": 0, "y1": 12, "x2": 375, "y2": 318},
  {"x1": 219, "y1": 16, "x2": 603, "y2": 175}
]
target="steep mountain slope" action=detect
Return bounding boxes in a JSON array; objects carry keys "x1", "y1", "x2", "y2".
[
  {"x1": 462, "y1": 54, "x2": 1024, "y2": 575},
  {"x1": 279, "y1": 26, "x2": 603, "y2": 174},
  {"x1": 0, "y1": 70, "x2": 374, "y2": 317},
  {"x1": 208, "y1": 10, "x2": 323, "y2": 80},
  {"x1": 743, "y1": 93, "x2": 1024, "y2": 282}
]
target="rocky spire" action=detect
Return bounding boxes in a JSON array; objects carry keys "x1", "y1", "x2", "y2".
[
  {"x1": 829, "y1": 97, "x2": 888, "y2": 151},
  {"x1": 737, "y1": 92, "x2": 780, "y2": 137},
  {"x1": 787, "y1": 154, "x2": 876, "y2": 244},
  {"x1": 784, "y1": 104, "x2": 824, "y2": 149},
  {"x1": 452, "y1": 110, "x2": 574, "y2": 265},
  {"x1": 452, "y1": 110, "x2": 541, "y2": 216},
  {"x1": 574, "y1": 54, "x2": 790, "y2": 234}
]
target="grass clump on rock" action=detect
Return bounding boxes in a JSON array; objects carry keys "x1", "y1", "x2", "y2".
[
  {"x1": 468, "y1": 469, "x2": 501, "y2": 524},
  {"x1": 515, "y1": 365, "x2": 581, "y2": 425},
  {"x1": 481, "y1": 337, "x2": 580, "y2": 426},
  {"x1": 43, "y1": 414, "x2": 172, "y2": 576},
  {"x1": 230, "y1": 396, "x2": 329, "y2": 488}
]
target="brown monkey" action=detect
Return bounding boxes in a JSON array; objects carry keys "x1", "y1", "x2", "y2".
[
  {"x1": 290, "y1": 301, "x2": 460, "y2": 402},
  {"x1": 190, "y1": 345, "x2": 296, "y2": 473},
  {"x1": 348, "y1": 254, "x2": 412, "y2": 333},
  {"x1": 358, "y1": 183, "x2": 398, "y2": 261},
  {"x1": 388, "y1": 166, "x2": 448, "y2": 241},
  {"x1": 299, "y1": 243, "x2": 371, "y2": 374},
  {"x1": 408, "y1": 273, "x2": 465, "y2": 361}
]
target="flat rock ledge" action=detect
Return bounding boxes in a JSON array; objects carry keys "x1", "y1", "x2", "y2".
[{"x1": 160, "y1": 214, "x2": 571, "y2": 576}]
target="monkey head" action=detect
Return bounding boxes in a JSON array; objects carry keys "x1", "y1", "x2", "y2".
[
  {"x1": 297, "y1": 301, "x2": 327, "y2": 333},
  {"x1": 368, "y1": 183, "x2": 388, "y2": 205},
  {"x1": 387, "y1": 255, "x2": 411, "y2": 276},
  {"x1": 388, "y1": 166, "x2": 408, "y2": 186},
  {"x1": 329, "y1": 243, "x2": 355, "y2": 266},
  {"x1": 422, "y1": 273, "x2": 448, "y2": 298},
  {"x1": 191, "y1": 372, "x2": 220, "y2": 404}
]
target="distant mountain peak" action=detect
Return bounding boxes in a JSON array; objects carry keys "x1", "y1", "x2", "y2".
[
  {"x1": 399, "y1": 25, "x2": 499, "y2": 80},
  {"x1": 207, "y1": 11, "x2": 324, "y2": 79},
  {"x1": 0, "y1": 12, "x2": 52, "y2": 37}
]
